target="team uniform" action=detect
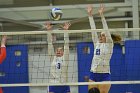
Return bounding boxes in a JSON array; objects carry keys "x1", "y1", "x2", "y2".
[
  {"x1": 49, "y1": 56, "x2": 68, "y2": 83},
  {"x1": 88, "y1": 15, "x2": 113, "y2": 82},
  {"x1": 0, "y1": 47, "x2": 6, "y2": 64},
  {"x1": 47, "y1": 32, "x2": 70, "y2": 93},
  {"x1": 0, "y1": 47, "x2": 6, "y2": 93}
]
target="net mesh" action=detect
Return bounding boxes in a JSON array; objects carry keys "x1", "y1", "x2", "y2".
[{"x1": 0, "y1": 28, "x2": 140, "y2": 93}]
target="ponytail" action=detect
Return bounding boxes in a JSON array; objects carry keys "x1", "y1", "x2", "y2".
[{"x1": 111, "y1": 34, "x2": 122, "y2": 43}]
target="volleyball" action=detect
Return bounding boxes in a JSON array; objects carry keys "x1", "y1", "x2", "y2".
[{"x1": 51, "y1": 8, "x2": 63, "y2": 20}]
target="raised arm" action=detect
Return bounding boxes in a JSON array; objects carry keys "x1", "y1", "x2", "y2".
[
  {"x1": 0, "y1": 36, "x2": 7, "y2": 64},
  {"x1": 61, "y1": 22, "x2": 71, "y2": 63},
  {"x1": 99, "y1": 5, "x2": 113, "y2": 43},
  {"x1": 87, "y1": 5, "x2": 98, "y2": 44},
  {"x1": 45, "y1": 22, "x2": 55, "y2": 62}
]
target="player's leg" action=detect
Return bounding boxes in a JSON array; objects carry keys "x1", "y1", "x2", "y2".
[
  {"x1": 88, "y1": 72, "x2": 98, "y2": 90},
  {"x1": 98, "y1": 73, "x2": 111, "y2": 93},
  {"x1": 89, "y1": 79, "x2": 98, "y2": 90},
  {"x1": 98, "y1": 84, "x2": 111, "y2": 93}
]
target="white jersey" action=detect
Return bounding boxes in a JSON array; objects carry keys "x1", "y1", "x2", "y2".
[
  {"x1": 88, "y1": 15, "x2": 114, "y2": 73},
  {"x1": 90, "y1": 42, "x2": 113, "y2": 73},
  {"x1": 47, "y1": 27, "x2": 70, "y2": 83},
  {"x1": 49, "y1": 56, "x2": 68, "y2": 83}
]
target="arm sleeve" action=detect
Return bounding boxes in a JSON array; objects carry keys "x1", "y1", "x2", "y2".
[
  {"x1": 88, "y1": 16, "x2": 98, "y2": 45},
  {"x1": 47, "y1": 32, "x2": 55, "y2": 62},
  {"x1": 100, "y1": 14, "x2": 113, "y2": 43},
  {"x1": 0, "y1": 47, "x2": 6, "y2": 64},
  {"x1": 63, "y1": 32, "x2": 69, "y2": 65}
]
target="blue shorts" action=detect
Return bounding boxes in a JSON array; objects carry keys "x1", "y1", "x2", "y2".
[
  {"x1": 49, "y1": 86, "x2": 70, "y2": 93},
  {"x1": 89, "y1": 72, "x2": 111, "y2": 82}
]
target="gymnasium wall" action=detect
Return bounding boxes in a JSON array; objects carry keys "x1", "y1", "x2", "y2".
[
  {"x1": 28, "y1": 46, "x2": 78, "y2": 93},
  {"x1": 77, "y1": 40, "x2": 140, "y2": 93}
]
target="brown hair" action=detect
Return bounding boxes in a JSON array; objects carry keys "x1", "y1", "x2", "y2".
[
  {"x1": 111, "y1": 34, "x2": 122, "y2": 43},
  {"x1": 88, "y1": 87, "x2": 100, "y2": 93}
]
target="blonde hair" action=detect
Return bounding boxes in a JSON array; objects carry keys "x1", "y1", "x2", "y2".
[
  {"x1": 111, "y1": 34, "x2": 122, "y2": 43},
  {"x1": 55, "y1": 47, "x2": 64, "y2": 52}
]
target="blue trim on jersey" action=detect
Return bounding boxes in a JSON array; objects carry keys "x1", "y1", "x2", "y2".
[
  {"x1": 49, "y1": 86, "x2": 70, "y2": 93},
  {"x1": 89, "y1": 72, "x2": 111, "y2": 82},
  {"x1": 53, "y1": 8, "x2": 61, "y2": 10}
]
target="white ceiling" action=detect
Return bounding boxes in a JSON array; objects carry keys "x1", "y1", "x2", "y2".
[
  {"x1": 0, "y1": 0, "x2": 13, "y2": 5},
  {"x1": 0, "y1": 0, "x2": 139, "y2": 31}
]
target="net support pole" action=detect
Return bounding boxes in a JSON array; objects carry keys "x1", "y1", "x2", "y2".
[{"x1": 132, "y1": 0, "x2": 139, "y2": 39}]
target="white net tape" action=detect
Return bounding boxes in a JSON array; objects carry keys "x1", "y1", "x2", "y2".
[
  {"x1": 0, "y1": 28, "x2": 140, "y2": 35},
  {"x1": 0, "y1": 81, "x2": 140, "y2": 87}
]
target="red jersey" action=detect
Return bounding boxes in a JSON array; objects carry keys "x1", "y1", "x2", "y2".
[
  {"x1": 0, "y1": 47, "x2": 6, "y2": 64},
  {"x1": 0, "y1": 47, "x2": 6, "y2": 93}
]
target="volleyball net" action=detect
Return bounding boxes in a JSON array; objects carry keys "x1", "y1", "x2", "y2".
[{"x1": 0, "y1": 28, "x2": 140, "y2": 93}]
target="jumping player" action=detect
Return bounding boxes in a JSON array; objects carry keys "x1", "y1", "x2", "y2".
[
  {"x1": 46, "y1": 22, "x2": 71, "y2": 93},
  {"x1": 87, "y1": 5, "x2": 121, "y2": 93}
]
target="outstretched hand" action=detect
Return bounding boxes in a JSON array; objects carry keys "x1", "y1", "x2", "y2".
[
  {"x1": 61, "y1": 22, "x2": 71, "y2": 30},
  {"x1": 45, "y1": 22, "x2": 53, "y2": 30},
  {"x1": 1, "y1": 35, "x2": 7, "y2": 46},
  {"x1": 87, "y1": 5, "x2": 93, "y2": 16},
  {"x1": 98, "y1": 4, "x2": 105, "y2": 15}
]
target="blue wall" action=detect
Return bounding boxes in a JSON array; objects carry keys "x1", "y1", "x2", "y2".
[
  {"x1": 0, "y1": 45, "x2": 29, "y2": 93},
  {"x1": 109, "y1": 44, "x2": 126, "y2": 93},
  {"x1": 77, "y1": 40, "x2": 140, "y2": 93},
  {"x1": 125, "y1": 40, "x2": 140, "y2": 93},
  {"x1": 77, "y1": 42, "x2": 94, "y2": 93}
]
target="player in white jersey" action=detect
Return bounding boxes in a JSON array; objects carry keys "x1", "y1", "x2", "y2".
[
  {"x1": 87, "y1": 5, "x2": 121, "y2": 93},
  {"x1": 46, "y1": 22, "x2": 71, "y2": 93}
]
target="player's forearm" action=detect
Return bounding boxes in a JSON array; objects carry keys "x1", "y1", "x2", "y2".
[
  {"x1": 47, "y1": 32, "x2": 55, "y2": 56},
  {"x1": 64, "y1": 33, "x2": 69, "y2": 52},
  {"x1": 89, "y1": 16, "x2": 96, "y2": 29},
  {"x1": 64, "y1": 33, "x2": 69, "y2": 61},
  {"x1": 88, "y1": 16, "x2": 98, "y2": 43},
  {"x1": 47, "y1": 32, "x2": 53, "y2": 44},
  {"x1": 1, "y1": 36, "x2": 6, "y2": 47},
  {"x1": 100, "y1": 14, "x2": 113, "y2": 42},
  {"x1": 100, "y1": 14, "x2": 108, "y2": 29},
  {"x1": 64, "y1": 33, "x2": 69, "y2": 44}
]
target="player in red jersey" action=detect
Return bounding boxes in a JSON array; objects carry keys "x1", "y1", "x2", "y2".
[{"x1": 0, "y1": 35, "x2": 7, "y2": 93}]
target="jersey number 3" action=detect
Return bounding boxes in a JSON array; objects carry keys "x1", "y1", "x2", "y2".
[
  {"x1": 57, "y1": 63, "x2": 61, "y2": 69},
  {"x1": 96, "y1": 49, "x2": 100, "y2": 55}
]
